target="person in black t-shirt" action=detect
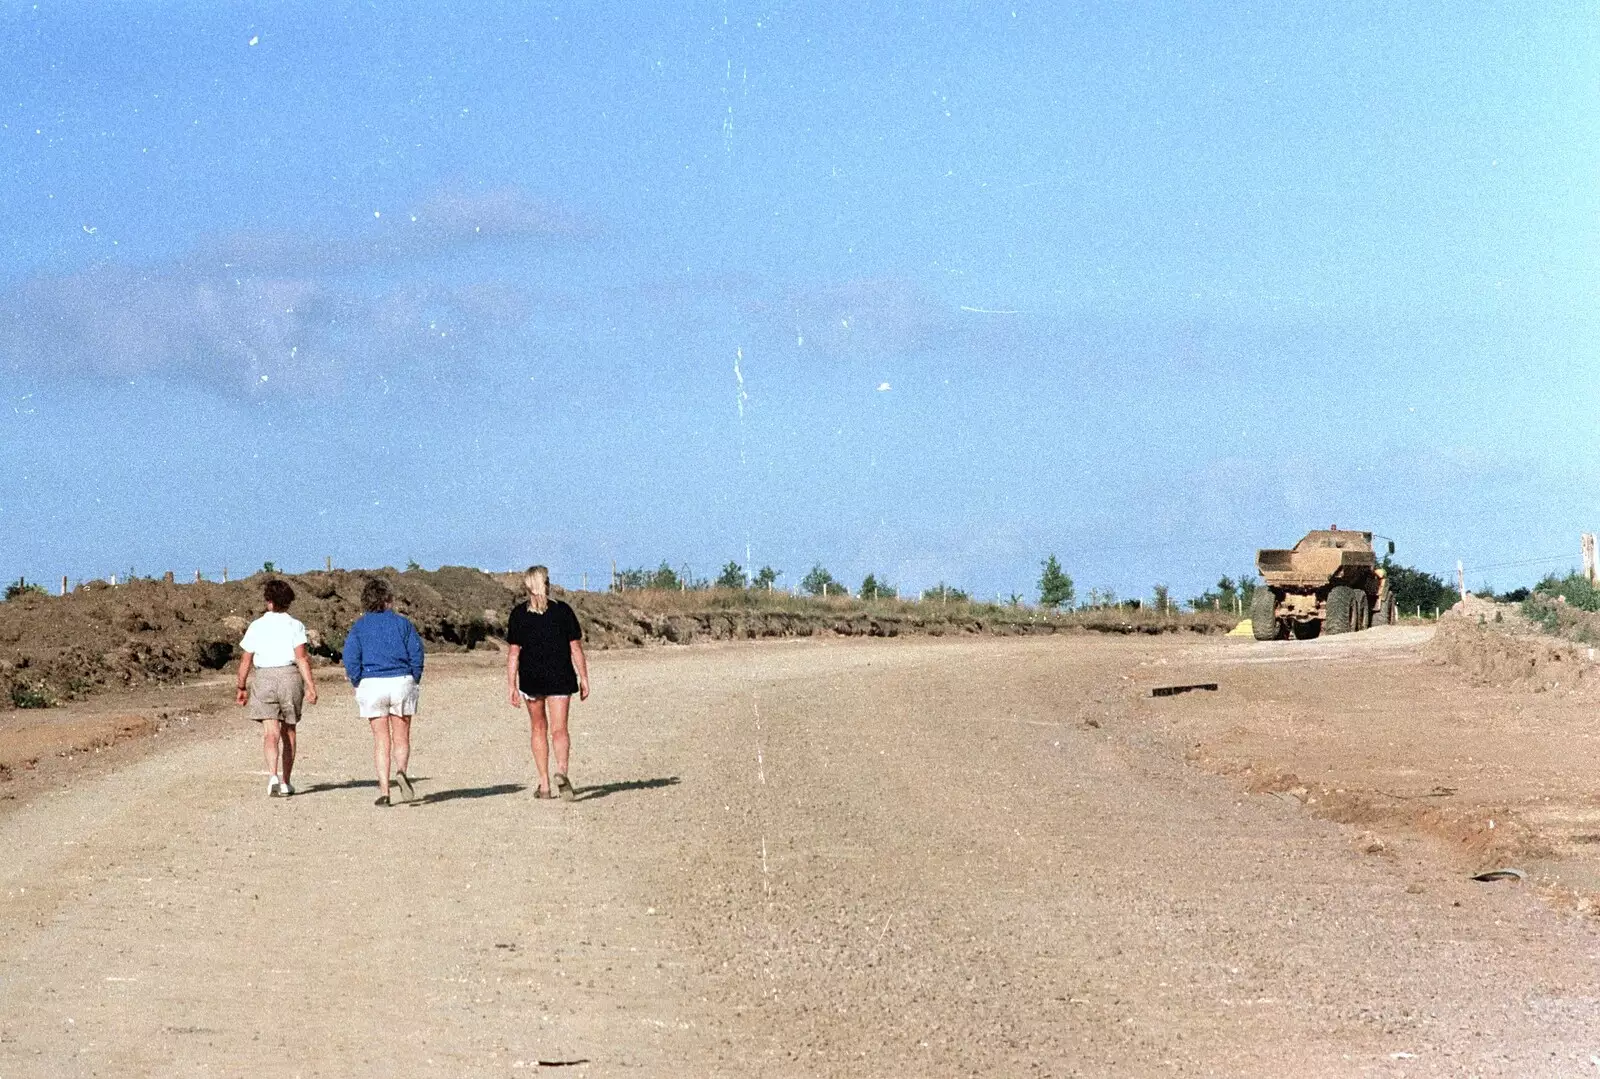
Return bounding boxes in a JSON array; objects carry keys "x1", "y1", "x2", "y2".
[{"x1": 505, "y1": 565, "x2": 590, "y2": 800}]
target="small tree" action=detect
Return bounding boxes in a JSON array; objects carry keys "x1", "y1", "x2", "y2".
[
  {"x1": 921, "y1": 582, "x2": 969, "y2": 602},
  {"x1": 1152, "y1": 583, "x2": 1171, "y2": 613},
  {"x1": 860, "y1": 573, "x2": 896, "y2": 600},
  {"x1": 1038, "y1": 554, "x2": 1075, "y2": 609},
  {"x1": 715, "y1": 561, "x2": 747, "y2": 589},
  {"x1": 801, "y1": 563, "x2": 839, "y2": 596},
  {"x1": 751, "y1": 565, "x2": 781, "y2": 590},
  {"x1": 648, "y1": 562, "x2": 684, "y2": 590}
]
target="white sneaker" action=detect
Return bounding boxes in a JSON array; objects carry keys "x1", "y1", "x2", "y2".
[
  {"x1": 279, "y1": 780, "x2": 295, "y2": 797},
  {"x1": 268, "y1": 775, "x2": 282, "y2": 797}
]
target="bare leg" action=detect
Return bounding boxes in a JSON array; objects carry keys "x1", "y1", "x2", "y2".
[
  {"x1": 262, "y1": 719, "x2": 282, "y2": 779},
  {"x1": 280, "y1": 724, "x2": 297, "y2": 786},
  {"x1": 369, "y1": 716, "x2": 391, "y2": 799},
  {"x1": 547, "y1": 694, "x2": 572, "y2": 778},
  {"x1": 389, "y1": 714, "x2": 411, "y2": 775},
  {"x1": 524, "y1": 698, "x2": 550, "y2": 792}
]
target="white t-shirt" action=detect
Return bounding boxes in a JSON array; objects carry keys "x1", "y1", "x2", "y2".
[{"x1": 239, "y1": 611, "x2": 308, "y2": 668}]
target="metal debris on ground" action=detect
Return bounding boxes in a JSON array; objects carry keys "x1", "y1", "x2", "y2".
[
  {"x1": 1470, "y1": 868, "x2": 1526, "y2": 883},
  {"x1": 1149, "y1": 683, "x2": 1219, "y2": 698}
]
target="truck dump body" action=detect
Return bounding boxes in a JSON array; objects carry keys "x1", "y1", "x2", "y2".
[{"x1": 1257, "y1": 530, "x2": 1377, "y2": 588}]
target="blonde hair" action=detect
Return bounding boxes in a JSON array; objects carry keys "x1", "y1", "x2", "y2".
[{"x1": 523, "y1": 565, "x2": 550, "y2": 614}]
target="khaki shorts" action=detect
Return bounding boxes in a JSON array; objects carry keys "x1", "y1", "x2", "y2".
[{"x1": 248, "y1": 665, "x2": 305, "y2": 725}]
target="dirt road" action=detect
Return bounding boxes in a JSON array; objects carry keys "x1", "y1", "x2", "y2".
[{"x1": 4, "y1": 631, "x2": 1600, "y2": 1076}]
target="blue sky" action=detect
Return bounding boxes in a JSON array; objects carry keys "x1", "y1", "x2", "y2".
[{"x1": 2, "y1": 1, "x2": 1596, "y2": 601}]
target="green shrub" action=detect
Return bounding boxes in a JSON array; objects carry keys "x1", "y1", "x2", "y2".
[
  {"x1": 1533, "y1": 571, "x2": 1600, "y2": 612},
  {"x1": 10, "y1": 682, "x2": 51, "y2": 709},
  {"x1": 615, "y1": 562, "x2": 691, "y2": 591},
  {"x1": 1383, "y1": 560, "x2": 1457, "y2": 615},
  {"x1": 4, "y1": 578, "x2": 47, "y2": 601},
  {"x1": 1188, "y1": 575, "x2": 1256, "y2": 613}
]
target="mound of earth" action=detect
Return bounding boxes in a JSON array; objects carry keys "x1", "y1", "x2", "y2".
[
  {"x1": 1424, "y1": 610, "x2": 1597, "y2": 693},
  {"x1": 0, "y1": 567, "x2": 518, "y2": 711}
]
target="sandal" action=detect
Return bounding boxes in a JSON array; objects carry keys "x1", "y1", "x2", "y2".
[
  {"x1": 374, "y1": 794, "x2": 390, "y2": 807},
  {"x1": 393, "y1": 771, "x2": 415, "y2": 803},
  {"x1": 532, "y1": 786, "x2": 551, "y2": 799},
  {"x1": 553, "y1": 773, "x2": 575, "y2": 802}
]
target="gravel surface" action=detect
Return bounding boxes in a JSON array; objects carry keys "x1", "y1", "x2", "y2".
[{"x1": 3, "y1": 634, "x2": 1600, "y2": 1076}]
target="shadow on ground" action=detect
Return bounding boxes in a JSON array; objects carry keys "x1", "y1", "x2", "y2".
[
  {"x1": 573, "y1": 776, "x2": 680, "y2": 802},
  {"x1": 416, "y1": 783, "x2": 526, "y2": 805},
  {"x1": 296, "y1": 778, "x2": 382, "y2": 795}
]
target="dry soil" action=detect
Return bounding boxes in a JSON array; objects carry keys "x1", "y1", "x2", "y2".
[{"x1": 4, "y1": 628, "x2": 1600, "y2": 1076}]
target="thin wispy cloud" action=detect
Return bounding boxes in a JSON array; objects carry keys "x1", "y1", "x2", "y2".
[{"x1": 0, "y1": 187, "x2": 579, "y2": 395}]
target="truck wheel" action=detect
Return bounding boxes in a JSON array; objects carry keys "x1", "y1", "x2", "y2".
[
  {"x1": 1250, "y1": 588, "x2": 1281, "y2": 640},
  {"x1": 1371, "y1": 591, "x2": 1390, "y2": 625},
  {"x1": 1325, "y1": 585, "x2": 1359, "y2": 634}
]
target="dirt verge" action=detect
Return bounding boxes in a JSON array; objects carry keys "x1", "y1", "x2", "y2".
[{"x1": 1423, "y1": 612, "x2": 1598, "y2": 694}]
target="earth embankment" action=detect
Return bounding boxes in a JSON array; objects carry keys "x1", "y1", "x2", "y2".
[{"x1": 0, "y1": 566, "x2": 1233, "y2": 715}]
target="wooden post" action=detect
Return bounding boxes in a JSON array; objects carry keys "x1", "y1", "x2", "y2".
[
  {"x1": 60, "y1": 575, "x2": 67, "y2": 596},
  {"x1": 194, "y1": 569, "x2": 201, "y2": 583},
  {"x1": 110, "y1": 574, "x2": 117, "y2": 586},
  {"x1": 326, "y1": 555, "x2": 333, "y2": 572},
  {"x1": 611, "y1": 560, "x2": 618, "y2": 592},
  {"x1": 221, "y1": 567, "x2": 228, "y2": 583},
  {"x1": 582, "y1": 572, "x2": 588, "y2": 592},
  {"x1": 1457, "y1": 560, "x2": 1465, "y2": 599},
  {"x1": 1584, "y1": 534, "x2": 1596, "y2": 584}
]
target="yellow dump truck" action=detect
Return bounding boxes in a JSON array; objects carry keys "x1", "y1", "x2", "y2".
[{"x1": 1252, "y1": 528, "x2": 1396, "y2": 640}]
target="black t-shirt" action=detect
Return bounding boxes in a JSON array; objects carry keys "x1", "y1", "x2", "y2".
[{"x1": 506, "y1": 599, "x2": 583, "y2": 696}]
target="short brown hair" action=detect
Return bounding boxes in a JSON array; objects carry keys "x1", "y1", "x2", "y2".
[
  {"x1": 360, "y1": 577, "x2": 393, "y2": 613},
  {"x1": 262, "y1": 578, "x2": 295, "y2": 611}
]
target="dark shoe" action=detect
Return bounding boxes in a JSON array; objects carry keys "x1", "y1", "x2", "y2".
[
  {"x1": 553, "y1": 773, "x2": 575, "y2": 802},
  {"x1": 393, "y1": 771, "x2": 415, "y2": 803},
  {"x1": 532, "y1": 786, "x2": 551, "y2": 799},
  {"x1": 374, "y1": 794, "x2": 390, "y2": 807}
]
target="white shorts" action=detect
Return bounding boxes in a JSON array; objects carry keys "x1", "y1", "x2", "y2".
[{"x1": 356, "y1": 675, "x2": 418, "y2": 719}]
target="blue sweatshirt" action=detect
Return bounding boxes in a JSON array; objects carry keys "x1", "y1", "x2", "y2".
[{"x1": 342, "y1": 609, "x2": 425, "y2": 684}]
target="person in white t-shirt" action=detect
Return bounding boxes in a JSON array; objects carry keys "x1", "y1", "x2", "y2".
[{"x1": 236, "y1": 578, "x2": 319, "y2": 797}]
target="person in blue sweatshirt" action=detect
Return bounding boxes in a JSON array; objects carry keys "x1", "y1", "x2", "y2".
[{"x1": 343, "y1": 577, "x2": 425, "y2": 806}]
